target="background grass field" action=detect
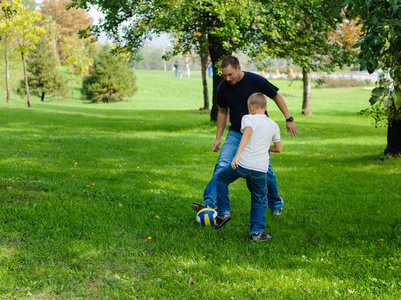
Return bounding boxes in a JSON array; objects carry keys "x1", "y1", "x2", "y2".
[{"x1": 0, "y1": 70, "x2": 400, "y2": 299}]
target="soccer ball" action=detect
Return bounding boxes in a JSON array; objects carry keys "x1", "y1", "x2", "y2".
[{"x1": 196, "y1": 208, "x2": 217, "y2": 227}]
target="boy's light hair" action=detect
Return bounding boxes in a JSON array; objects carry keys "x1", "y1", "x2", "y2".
[{"x1": 248, "y1": 92, "x2": 267, "y2": 109}]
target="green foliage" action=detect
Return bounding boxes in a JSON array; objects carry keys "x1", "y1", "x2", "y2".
[
  {"x1": 81, "y1": 45, "x2": 137, "y2": 103},
  {"x1": 9, "y1": 1, "x2": 44, "y2": 55},
  {"x1": 322, "y1": 0, "x2": 401, "y2": 125},
  {"x1": 252, "y1": 1, "x2": 357, "y2": 73},
  {"x1": 16, "y1": 34, "x2": 68, "y2": 100}
]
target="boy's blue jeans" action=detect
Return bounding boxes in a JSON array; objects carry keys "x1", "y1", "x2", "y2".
[
  {"x1": 216, "y1": 165, "x2": 267, "y2": 235},
  {"x1": 203, "y1": 130, "x2": 283, "y2": 211}
]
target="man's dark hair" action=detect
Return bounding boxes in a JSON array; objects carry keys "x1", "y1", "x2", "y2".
[{"x1": 221, "y1": 56, "x2": 240, "y2": 69}]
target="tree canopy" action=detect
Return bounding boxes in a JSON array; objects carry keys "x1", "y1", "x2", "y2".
[
  {"x1": 321, "y1": 0, "x2": 401, "y2": 155},
  {"x1": 41, "y1": 0, "x2": 93, "y2": 57},
  {"x1": 17, "y1": 31, "x2": 67, "y2": 101},
  {"x1": 69, "y1": 0, "x2": 267, "y2": 120}
]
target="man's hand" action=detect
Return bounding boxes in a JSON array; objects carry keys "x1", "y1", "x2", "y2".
[
  {"x1": 286, "y1": 122, "x2": 298, "y2": 137},
  {"x1": 212, "y1": 139, "x2": 221, "y2": 152}
]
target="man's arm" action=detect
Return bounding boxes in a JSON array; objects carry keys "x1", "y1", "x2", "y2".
[
  {"x1": 272, "y1": 93, "x2": 298, "y2": 137},
  {"x1": 212, "y1": 107, "x2": 229, "y2": 152},
  {"x1": 231, "y1": 126, "x2": 252, "y2": 169}
]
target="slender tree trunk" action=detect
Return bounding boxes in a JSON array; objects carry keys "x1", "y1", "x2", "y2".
[
  {"x1": 22, "y1": 53, "x2": 31, "y2": 107},
  {"x1": 5, "y1": 42, "x2": 10, "y2": 103},
  {"x1": 208, "y1": 29, "x2": 227, "y2": 121},
  {"x1": 70, "y1": 65, "x2": 74, "y2": 99},
  {"x1": 384, "y1": 116, "x2": 401, "y2": 156},
  {"x1": 185, "y1": 55, "x2": 190, "y2": 78},
  {"x1": 200, "y1": 53, "x2": 209, "y2": 111},
  {"x1": 41, "y1": 92, "x2": 45, "y2": 101},
  {"x1": 302, "y1": 67, "x2": 312, "y2": 115}
]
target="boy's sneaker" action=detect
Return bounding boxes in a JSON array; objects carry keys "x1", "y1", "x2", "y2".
[
  {"x1": 214, "y1": 214, "x2": 231, "y2": 230},
  {"x1": 191, "y1": 202, "x2": 208, "y2": 212},
  {"x1": 250, "y1": 231, "x2": 273, "y2": 241},
  {"x1": 271, "y1": 208, "x2": 283, "y2": 216}
]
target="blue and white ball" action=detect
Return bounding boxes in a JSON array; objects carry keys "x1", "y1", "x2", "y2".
[{"x1": 196, "y1": 208, "x2": 217, "y2": 227}]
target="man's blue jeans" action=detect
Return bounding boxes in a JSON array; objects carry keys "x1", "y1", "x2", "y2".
[
  {"x1": 203, "y1": 130, "x2": 283, "y2": 211},
  {"x1": 216, "y1": 165, "x2": 268, "y2": 235}
]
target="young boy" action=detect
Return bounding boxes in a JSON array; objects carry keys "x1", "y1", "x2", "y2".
[{"x1": 215, "y1": 92, "x2": 282, "y2": 241}]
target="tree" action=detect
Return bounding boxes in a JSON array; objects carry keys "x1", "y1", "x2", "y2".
[
  {"x1": 40, "y1": 0, "x2": 93, "y2": 58},
  {"x1": 249, "y1": 0, "x2": 359, "y2": 115},
  {"x1": 61, "y1": 36, "x2": 95, "y2": 98},
  {"x1": 321, "y1": 1, "x2": 401, "y2": 156},
  {"x1": 81, "y1": 45, "x2": 137, "y2": 103},
  {"x1": 3, "y1": 0, "x2": 44, "y2": 107},
  {"x1": 68, "y1": 0, "x2": 269, "y2": 121},
  {"x1": 0, "y1": 0, "x2": 19, "y2": 103},
  {"x1": 17, "y1": 30, "x2": 67, "y2": 101}
]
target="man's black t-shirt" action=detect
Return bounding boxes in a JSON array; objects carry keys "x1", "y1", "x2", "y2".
[{"x1": 217, "y1": 71, "x2": 279, "y2": 132}]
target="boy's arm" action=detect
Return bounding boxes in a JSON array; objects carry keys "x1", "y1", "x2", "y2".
[
  {"x1": 269, "y1": 141, "x2": 282, "y2": 153},
  {"x1": 231, "y1": 126, "x2": 252, "y2": 169}
]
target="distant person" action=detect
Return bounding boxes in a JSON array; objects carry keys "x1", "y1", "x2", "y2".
[
  {"x1": 173, "y1": 61, "x2": 179, "y2": 77},
  {"x1": 191, "y1": 56, "x2": 297, "y2": 216},
  {"x1": 214, "y1": 93, "x2": 282, "y2": 241},
  {"x1": 207, "y1": 61, "x2": 213, "y2": 78}
]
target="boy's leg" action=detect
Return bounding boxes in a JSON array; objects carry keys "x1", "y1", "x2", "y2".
[
  {"x1": 201, "y1": 131, "x2": 242, "y2": 209},
  {"x1": 216, "y1": 165, "x2": 243, "y2": 215},
  {"x1": 266, "y1": 159, "x2": 284, "y2": 212},
  {"x1": 246, "y1": 169, "x2": 268, "y2": 235},
  {"x1": 215, "y1": 165, "x2": 246, "y2": 229}
]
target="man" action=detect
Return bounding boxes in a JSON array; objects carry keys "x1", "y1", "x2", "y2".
[{"x1": 192, "y1": 56, "x2": 298, "y2": 215}]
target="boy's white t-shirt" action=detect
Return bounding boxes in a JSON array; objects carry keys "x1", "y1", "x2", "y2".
[{"x1": 238, "y1": 114, "x2": 281, "y2": 173}]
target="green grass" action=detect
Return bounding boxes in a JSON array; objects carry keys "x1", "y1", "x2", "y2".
[{"x1": 0, "y1": 70, "x2": 400, "y2": 299}]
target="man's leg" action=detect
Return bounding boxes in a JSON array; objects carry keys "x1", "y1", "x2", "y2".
[
  {"x1": 200, "y1": 130, "x2": 242, "y2": 209},
  {"x1": 266, "y1": 160, "x2": 284, "y2": 213}
]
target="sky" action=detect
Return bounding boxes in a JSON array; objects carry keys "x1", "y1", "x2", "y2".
[{"x1": 88, "y1": 5, "x2": 170, "y2": 47}]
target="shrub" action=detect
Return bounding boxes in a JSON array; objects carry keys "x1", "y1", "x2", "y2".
[{"x1": 82, "y1": 45, "x2": 137, "y2": 103}]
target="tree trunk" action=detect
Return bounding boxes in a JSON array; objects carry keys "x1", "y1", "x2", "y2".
[
  {"x1": 384, "y1": 116, "x2": 401, "y2": 156},
  {"x1": 302, "y1": 67, "x2": 312, "y2": 115},
  {"x1": 41, "y1": 92, "x2": 45, "y2": 101},
  {"x1": 70, "y1": 65, "x2": 74, "y2": 99},
  {"x1": 185, "y1": 55, "x2": 190, "y2": 78},
  {"x1": 22, "y1": 53, "x2": 31, "y2": 108},
  {"x1": 5, "y1": 42, "x2": 10, "y2": 103},
  {"x1": 200, "y1": 52, "x2": 209, "y2": 111},
  {"x1": 208, "y1": 31, "x2": 227, "y2": 122}
]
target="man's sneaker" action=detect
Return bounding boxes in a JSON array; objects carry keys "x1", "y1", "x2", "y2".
[
  {"x1": 250, "y1": 231, "x2": 273, "y2": 241},
  {"x1": 214, "y1": 214, "x2": 231, "y2": 230},
  {"x1": 272, "y1": 208, "x2": 283, "y2": 216},
  {"x1": 191, "y1": 202, "x2": 208, "y2": 212}
]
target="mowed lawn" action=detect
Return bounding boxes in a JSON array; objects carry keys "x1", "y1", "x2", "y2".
[{"x1": 0, "y1": 70, "x2": 400, "y2": 299}]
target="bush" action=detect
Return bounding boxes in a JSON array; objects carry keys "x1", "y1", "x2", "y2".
[
  {"x1": 82, "y1": 45, "x2": 137, "y2": 103},
  {"x1": 313, "y1": 75, "x2": 371, "y2": 88}
]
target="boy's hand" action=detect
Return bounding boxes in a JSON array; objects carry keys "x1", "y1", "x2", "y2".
[{"x1": 231, "y1": 155, "x2": 240, "y2": 169}]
